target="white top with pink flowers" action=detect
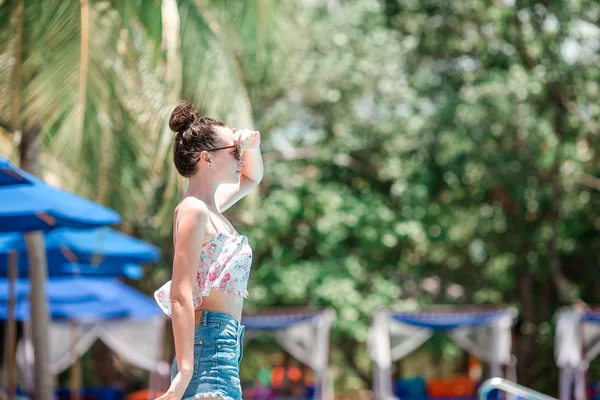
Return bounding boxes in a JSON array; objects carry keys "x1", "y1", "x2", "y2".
[{"x1": 153, "y1": 232, "x2": 252, "y2": 317}]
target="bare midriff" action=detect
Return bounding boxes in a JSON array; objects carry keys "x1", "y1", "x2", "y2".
[{"x1": 195, "y1": 289, "x2": 245, "y2": 323}]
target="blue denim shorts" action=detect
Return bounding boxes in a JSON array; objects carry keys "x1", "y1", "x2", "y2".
[{"x1": 171, "y1": 311, "x2": 245, "y2": 400}]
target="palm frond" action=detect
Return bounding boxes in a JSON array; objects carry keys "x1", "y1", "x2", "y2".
[
  {"x1": 77, "y1": 0, "x2": 90, "y2": 144},
  {"x1": 10, "y1": 0, "x2": 23, "y2": 132},
  {"x1": 0, "y1": 0, "x2": 18, "y2": 136},
  {"x1": 20, "y1": 1, "x2": 80, "y2": 143},
  {"x1": 0, "y1": 0, "x2": 289, "y2": 235},
  {"x1": 178, "y1": 0, "x2": 254, "y2": 128},
  {"x1": 203, "y1": 0, "x2": 291, "y2": 99},
  {"x1": 107, "y1": 0, "x2": 163, "y2": 63}
]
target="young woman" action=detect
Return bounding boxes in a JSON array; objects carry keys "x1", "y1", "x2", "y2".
[{"x1": 154, "y1": 102, "x2": 263, "y2": 400}]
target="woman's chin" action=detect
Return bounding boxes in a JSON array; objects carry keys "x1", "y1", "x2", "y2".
[{"x1": 229, "y1": 172, "x2": 241, "y2": 182}]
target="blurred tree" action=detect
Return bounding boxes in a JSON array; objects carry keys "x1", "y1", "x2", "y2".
[
  {"x1": 0, "y1": 0, "x2": 599, "y2": 396},
  {"x1": 241, "y1": 0, "x2": 600, "y2": 394}
]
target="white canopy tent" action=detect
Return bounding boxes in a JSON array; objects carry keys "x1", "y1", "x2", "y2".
[
  {"x1": 554, "y1": 306, "x2": 600, "y2": 400},
  {"x1": 367, "y1": 306, "x2": 518, "y2": 400},
  {"x1": 242, "y1": 308, "x2": 336, "y2": 400},
  {"x1": 3, "y1": 277, "x2": 169, "y2": 392},
  {"x1": 11, "y1": 295, "x2": 335, "y2": 398},
  {"x1": 16, "y1": 317, "x2": 169, "y2": 391}
]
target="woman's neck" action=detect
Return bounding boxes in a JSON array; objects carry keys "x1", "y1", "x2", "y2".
[{"x1": 184, "y1": 173, "x2": 219, "y2": 208}]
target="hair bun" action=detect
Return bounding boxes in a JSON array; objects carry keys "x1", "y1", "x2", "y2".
[{"x1": 169, "y1": 102, "x2": 200, "y2": 133}]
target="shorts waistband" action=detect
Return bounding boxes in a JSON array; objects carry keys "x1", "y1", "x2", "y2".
[{"x1": 194, "y1": 309, "x2": 243, "y2": 331}]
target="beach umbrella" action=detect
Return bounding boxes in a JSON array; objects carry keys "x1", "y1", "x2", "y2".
[
  {"x1": 0, "y1": 158, "x2": 120, "y2": 233},
  {"x1": 0, "y1": 156, "x2": 121, "y2": 400},
  {"x1": 0, "y1": 228, "x2": 160, "y2": 277}
]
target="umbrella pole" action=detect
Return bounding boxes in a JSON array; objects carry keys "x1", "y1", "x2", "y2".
[
  {"x1": 2, "y1": 257, "x2": 11, "y2": 390},
  {"x1": 2, "y1": 318, "x2": 8, "y2": 391},
  {"x1": 70, "y1": 320, "x2": 82, "y2": 400},
  {"x1": 7, "y1": 251, "x2": 19, "y2": 400},
  {"x1": 149, "y1": 319, "x2": 166, "y2": 400},
  {"x1": 25, "y1": 231, "x2": 54, "y2": 400}
]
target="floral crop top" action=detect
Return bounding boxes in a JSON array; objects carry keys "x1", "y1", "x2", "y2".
[{"x1": 154, "y1": 232, "x2": 252, "y2": 317}]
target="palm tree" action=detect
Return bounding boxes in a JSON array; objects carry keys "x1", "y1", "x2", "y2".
[{"x1": 0, "y1": 1, "x2": 285, "y2": 399}]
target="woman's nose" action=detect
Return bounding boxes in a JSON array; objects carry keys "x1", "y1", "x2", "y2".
[{"x1": 238, "y1": 154, "x2": 246, "y2": 165}]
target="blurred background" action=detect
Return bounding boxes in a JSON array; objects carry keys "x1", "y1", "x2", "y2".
[{"x1": 0, "y1": 0, "x2": 599, "y2": 399}]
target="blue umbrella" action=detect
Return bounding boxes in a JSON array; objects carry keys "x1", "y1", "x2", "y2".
[
  {"x1": 0, "y1": 228, "x2": 160, "y2": 276},
  {"x1": 0, "y1": 156, "x2": 121, "y2": 400},
  {"x1": 60, "y1": 263, "x2": 145, "y2": 279},
  {"x1": 0, "y1": 278, "x2": 98, "y2": 304},
  {"x1": 0, "y1": 292, "x2": 131, "y2": 321},
  {"x1": 0, "y1": 158, "x2": 34, "y2": 186},
  {"x1": 0, "y1": 157, "x2": 121, "y2": 232},
  {"x1": 45, "y1": 228, "x2": 160, "y2": 264},
  {"x1": 0, "y1": 258, "x2": 144, "y2": 279},
  {"x1": 0, "y1": 277, "x2": 163, "y2": 321}
]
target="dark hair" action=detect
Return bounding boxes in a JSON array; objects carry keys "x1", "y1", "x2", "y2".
[{"x1": 169, "y1": 102, "x2": 226, "y2": 177}]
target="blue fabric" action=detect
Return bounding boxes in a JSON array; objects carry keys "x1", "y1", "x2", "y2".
[
  {"x1": 44, "y1": 228, "x2": 160, "y2": 264},
  {"x1": 0, "y1": 157, "x2": 120, "y2": 233},
  {"x1": 55, "y1": 387, "x2": 124, "y2": 400},
  {"x1": 0, "y1": 158, "x2": 33, "y2": 186},
  {"x1": 60, "y1": 263, "x2": 144, "y2": 279},
  {"x1": 390, "y1": 310, "x2": 511, "y2": 329},
  {"x1": 395, "y1": 377, "x2": 428, "y2": 398},
  {"x1": 241, "y1": 312, "x2": 320, "y2": 330},
  {"x1": 0, "y1": 276, "x2": 163, "y2": 321},
  {"x1": 584, "y1": 311, "x2": 600, "y2": 323},
  {"x1": 0, "y1": 278, "x2": 97, "y2": 303},
  {"x1": 0, "y1": 233, "x2": 74, "y2": 274},
  {"x1": 0, "y1": 297, "x2": 131, "y2": 321},
  {"x1": 172, "y1": 311, "x2": 245, "y2": 400},
  {"x1": 0, "y1": 227, "x2": 159, "y2": 277},
  {"x1": 51, "y1": 301, "x2": 131, "y2": 321}
]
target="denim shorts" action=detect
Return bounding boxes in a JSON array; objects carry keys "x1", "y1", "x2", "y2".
[{"x1": 171, "y1": 310, "x2": 245, "y2": 400}]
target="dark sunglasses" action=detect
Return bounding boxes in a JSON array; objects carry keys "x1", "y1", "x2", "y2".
[{"x1": 206, "y1": 143, "x2": 243, "y2": 161}]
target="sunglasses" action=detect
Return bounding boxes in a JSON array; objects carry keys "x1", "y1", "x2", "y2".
[{"x1": 206, "y1": 143, "x2": 243, "y2": 161}]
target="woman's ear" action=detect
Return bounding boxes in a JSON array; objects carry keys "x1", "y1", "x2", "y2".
[{"x1": 199, "y1": 151, "x2": 211, "y2": 167}]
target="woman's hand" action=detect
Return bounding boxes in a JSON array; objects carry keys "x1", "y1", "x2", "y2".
[
  {"x1": 155, "y1": 370, "x2": 192, "y2": 400},
  {"x1": 233, "y1": 128, "x2": 260, "y2": 151}
]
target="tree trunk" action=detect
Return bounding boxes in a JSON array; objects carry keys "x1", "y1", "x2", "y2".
[
  {"x1": 90, "y1": 341, "x2": 130, "y2": 388},
  {"x1": 516, "y1": 272, "x2": 536, "y2": 386},
  {"x1": 20, "y1": 124, "x2": 54, "y2": 400},
  {"x1": 339, "y1": 338, "x2": 371, "y2": 388},
  {"x1": 12, "y1": 1, "x2": 52, "y2": 397}
]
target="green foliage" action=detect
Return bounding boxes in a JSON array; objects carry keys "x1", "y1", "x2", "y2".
[
  {"x1": 1, "y1": 0, "x2": 599, "y2": 395},
  {"x1": 239, "y1": 0, "x2": 600, "y2": 393}
]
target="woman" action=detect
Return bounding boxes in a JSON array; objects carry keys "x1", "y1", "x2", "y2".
[{"x1": 154, "y1": 102, "x2": 263, "y2": 400}]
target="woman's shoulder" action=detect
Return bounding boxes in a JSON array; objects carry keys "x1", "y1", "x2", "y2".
[
  {"x1": 176, "y1": 197, "x2": 209, "y2": 217},
  {"x1": 174, "y1": 198, "x2": 210, "y2": 235}
]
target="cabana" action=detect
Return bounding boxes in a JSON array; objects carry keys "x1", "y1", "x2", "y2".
[
  {"x1": 241, "y1": 308, "x2": 336, "y2": 400},
  {"x1": 554, "y1": 306, "x2": 600, "y2": 400},
  {"x1": 0, "y1": 277, "x2": 168, "y2": 391},
  {"x1": 368, "y1": 306, "x2": 518, "y2": 400}
]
